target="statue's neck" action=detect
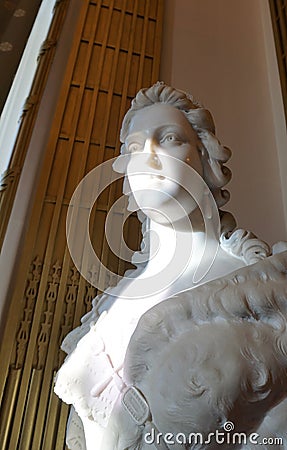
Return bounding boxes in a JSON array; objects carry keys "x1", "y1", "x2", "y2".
[
  {"x1": 101, "y1": 211, "x2": 245, "y2": 308},
  {"x1": 144, "y1": 213, "x2": 217, "y2": 279},
  {"x1": 136, "y1": 213, "x2": 245, "y2": 301},
  {"x1": 145, "y1": 219, "x2": 208, "y2": 274}
]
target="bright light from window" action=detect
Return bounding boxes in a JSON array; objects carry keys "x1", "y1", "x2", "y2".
[{"x1": 0, "y1": 0, "x2": 56, "y2": 177}]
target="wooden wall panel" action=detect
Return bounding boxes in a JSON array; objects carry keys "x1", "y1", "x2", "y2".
[{"x1": 0, "y1": 1, "x2": 164, "y2": 449}]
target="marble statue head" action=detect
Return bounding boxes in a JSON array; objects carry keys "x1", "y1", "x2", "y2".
[
  {"x1": 114, "y1": 82, "x2": 235, "y2": 232},
  {"x1": 113, "y1": 82, "x2": 271, "y2": 265}
]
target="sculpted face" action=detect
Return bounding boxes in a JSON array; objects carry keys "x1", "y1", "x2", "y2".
[{"x1": 125, "y1": 104, "x2": 203, "y2": 225}]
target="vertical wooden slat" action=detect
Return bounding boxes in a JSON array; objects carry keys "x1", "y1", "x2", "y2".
[
  {"x1": 18, "y1": 369, "x2": 42, "y2": 449},
  {"x1": 136, "y1": 0, "x2": 151, "y2": 91},
  {"x1": 0, "y1": 369, "x2": 21, "y2": 449},
  {"x1": 98, "y1": 0, "x2": 139, "y2": 288},
  {"x1": 75, "y1": 1, "x2": 128, "y2": 312},
  {"x1": 152, "y1": 0, "x2": 164, "y2": 81}
]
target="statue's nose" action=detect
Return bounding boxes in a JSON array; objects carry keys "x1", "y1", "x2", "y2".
[{"x1": 144, "y1": 139, "x2": 162, "y2": 170}]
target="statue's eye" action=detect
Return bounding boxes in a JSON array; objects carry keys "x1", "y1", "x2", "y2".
[
  {"x1": 161, "y1": 133, "x2": 181, "y2": 144},
  {"x1": 128, "y1": 142, "x2": 141, "y2": 153}
]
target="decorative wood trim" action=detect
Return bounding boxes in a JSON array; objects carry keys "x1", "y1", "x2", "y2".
[
  {"x1": 0, "y1": 166, "x2": 20, "y2": 193},
  {"x1": 0, "y1": 0, "x2": 70, "y2": 250}
]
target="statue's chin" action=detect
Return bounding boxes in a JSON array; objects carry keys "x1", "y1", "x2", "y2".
[
  {"x1": 132, "y1": 190, "x2": 198, "y2": 229},
  {"x1": 138, "y1": 206, "x2": 199, "y2": 234}
]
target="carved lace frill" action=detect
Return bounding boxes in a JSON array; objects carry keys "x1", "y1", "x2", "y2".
[
  {"x1": 54, "y1": 293, "x2": 152, "y2": 437},
  {"x1": 54, "y1": 318, "x2": 124, "y2": 428}
]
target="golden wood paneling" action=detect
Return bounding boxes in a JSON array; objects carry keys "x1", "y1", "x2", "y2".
[{"x1": 0, "y1": 1, "x2": 164, "y2": 449}]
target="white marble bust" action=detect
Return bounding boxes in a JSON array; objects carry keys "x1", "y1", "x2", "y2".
[{"x1": 54, "y1": 83, "x2": 287, "y2": 450}]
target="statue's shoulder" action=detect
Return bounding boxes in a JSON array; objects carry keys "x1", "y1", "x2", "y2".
[
  {"x1": 125, "y1": 249, "x2": 287, "y2": 371},
  {"x1": 140, "y1": 248, "x2": 287, "y2": 319},
  {"x1": 121, "y1": 250, "x2": 287, "y2": 444}
]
